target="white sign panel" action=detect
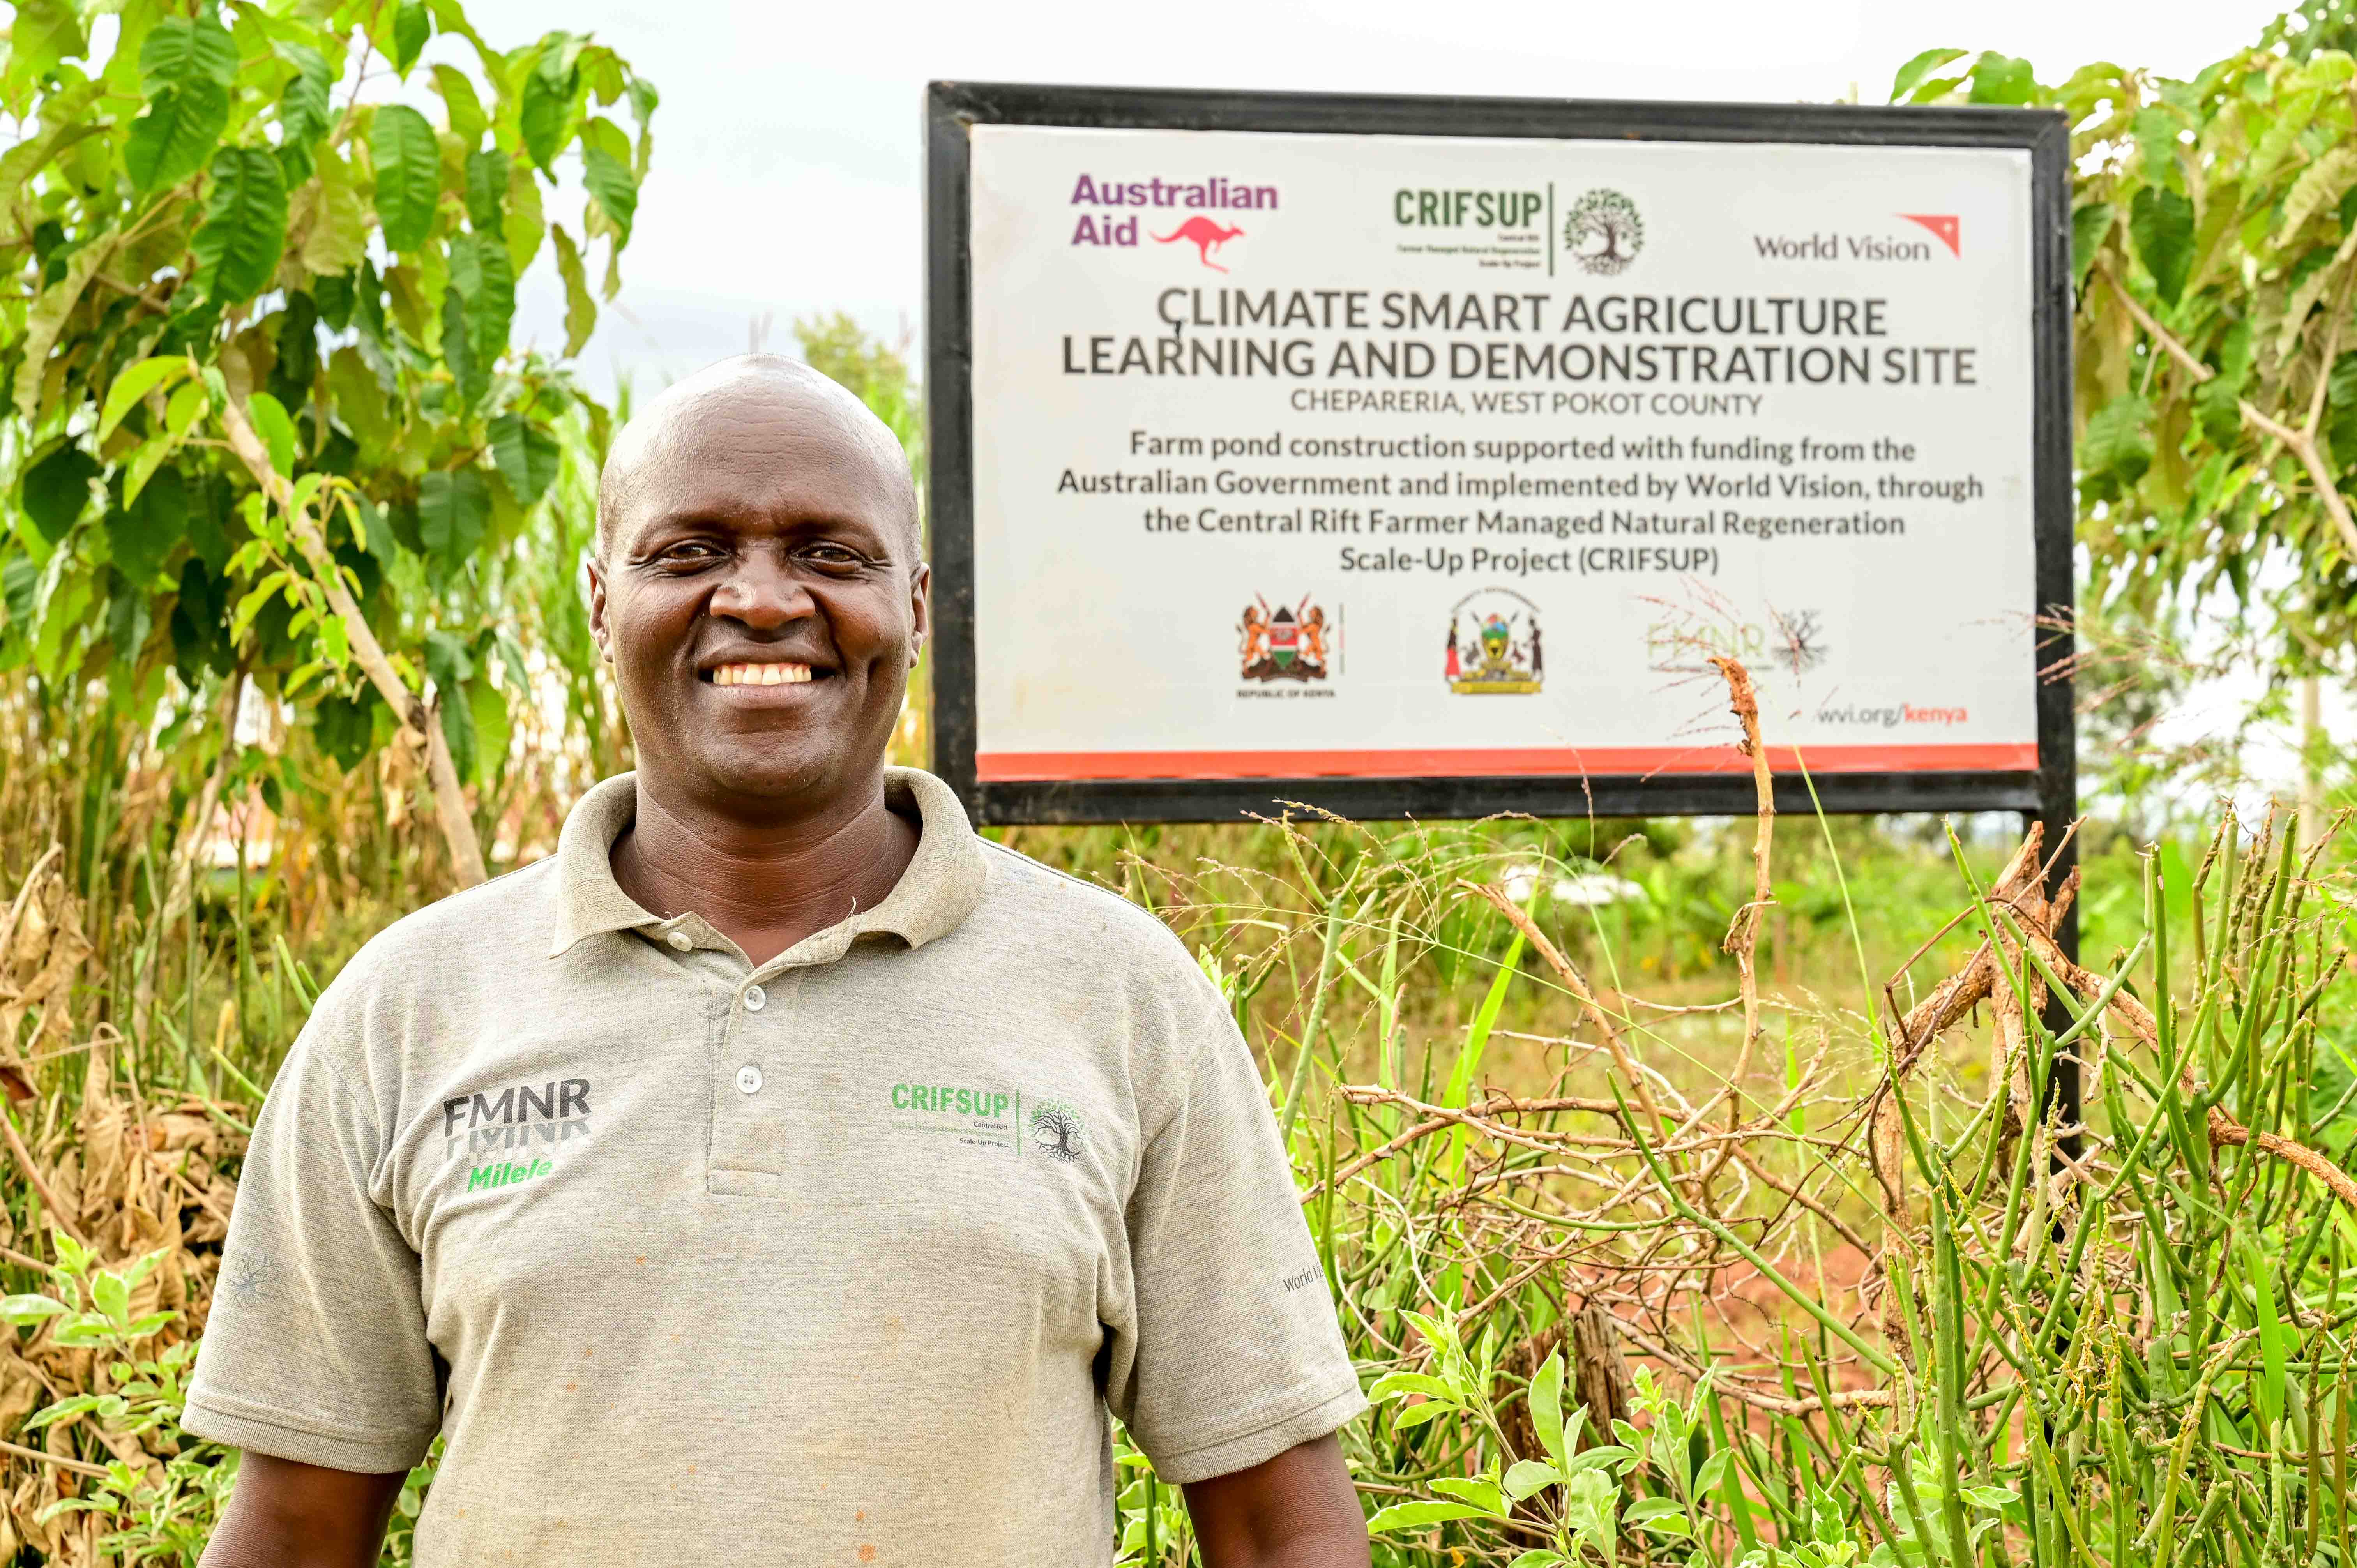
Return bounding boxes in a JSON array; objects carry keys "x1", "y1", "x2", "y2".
[{"x1": 962, "y1": 120, "x2": 2040, "y2": 786}]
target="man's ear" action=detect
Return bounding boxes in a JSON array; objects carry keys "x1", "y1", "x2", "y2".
[
  {"x1": 907, "y1": 562, "x2": 931, "y2": 660},
  {"x1": 586, "y1": 552, "x2": 613, "y2": 662}
]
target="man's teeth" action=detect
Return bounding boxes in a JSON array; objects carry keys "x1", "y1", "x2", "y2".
[{"x1": 711, "y1": 663, "x2": 813, "y2": 687}]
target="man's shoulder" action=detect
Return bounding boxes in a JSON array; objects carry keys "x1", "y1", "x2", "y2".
[
  {"x1": 967, "y1": 840, "x2": 1213, "y2": 990},
  {"x1": 318, "y1": 856, "x2": 565, "y2": 1009}
]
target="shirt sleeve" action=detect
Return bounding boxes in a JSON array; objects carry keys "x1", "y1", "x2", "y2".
[
  {"x1": 182, "y1": 996, "x2": 442, "y2": 1473},
  {"x1": 1108, "y1": 998, "x2": 1366, "y2": 1484}
]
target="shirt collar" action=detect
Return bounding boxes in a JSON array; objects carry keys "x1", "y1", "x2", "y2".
[{"x1": 546, "y1": 768, "x2": 989, "y2": 961}]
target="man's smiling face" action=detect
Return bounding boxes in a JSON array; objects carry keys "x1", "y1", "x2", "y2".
[{"x1": 588, "y1": 359, "x2": 926, "y2": 817}]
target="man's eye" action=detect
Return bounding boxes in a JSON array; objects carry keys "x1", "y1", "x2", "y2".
[{"x1": 657, "y1": 543, "x2": 724, "y2": 565}]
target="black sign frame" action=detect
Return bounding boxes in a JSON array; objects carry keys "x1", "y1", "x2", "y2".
[{"x1": 924, "y1": 81, "x2": 2075, "y2": 840}]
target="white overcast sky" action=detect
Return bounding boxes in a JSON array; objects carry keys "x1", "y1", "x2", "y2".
[{"x1": 484, "y1": 0, "x2": 2290, "y2": 399}]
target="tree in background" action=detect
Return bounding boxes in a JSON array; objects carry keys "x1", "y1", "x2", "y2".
[
  {"x1": 1, "y1": 0, "x2": 656, "y2": 887},
  {"x1": 1895, "y1": 7, "x2": 2357, "y2": 835}
]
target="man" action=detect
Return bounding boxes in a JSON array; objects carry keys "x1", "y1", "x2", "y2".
[{"x1": 186, "y1": 357, "x2": 1370, "y2": 1566}]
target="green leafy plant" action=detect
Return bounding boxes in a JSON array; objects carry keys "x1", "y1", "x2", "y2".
[{"x1": 2, "y1": 0, "x2": 656, "y2": 886}]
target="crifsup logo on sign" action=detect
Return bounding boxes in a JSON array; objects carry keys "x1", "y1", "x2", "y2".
[{"x1": 1068, "y1": 173, "x2": 1274, "y2": 269}]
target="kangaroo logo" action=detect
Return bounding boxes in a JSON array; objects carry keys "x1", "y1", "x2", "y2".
[{"x1": 1154, "y1": 215, "x2": 1244, "y2": 272}]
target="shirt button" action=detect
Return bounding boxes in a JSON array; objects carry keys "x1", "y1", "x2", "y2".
[
  {"x1": 737, "y1": 1065, "x2": 763, "y2": 1095},
  {"x1": 743, "y1": 984, "x2": 767, "y2": 1012},
  {"x1": 664, "y1": 931, "x2": 692, "y2": 952}
]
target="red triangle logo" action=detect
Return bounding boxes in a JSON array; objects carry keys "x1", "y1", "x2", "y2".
[{"x1": 1899, "y1": 214, "x2": 1960, "y2": 256}]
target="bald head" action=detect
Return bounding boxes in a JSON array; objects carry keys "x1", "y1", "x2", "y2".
[{"x1": 595, "y1": 355, "x2": 920, "y2": 562}]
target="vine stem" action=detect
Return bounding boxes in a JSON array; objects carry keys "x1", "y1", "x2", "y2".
[
  {"x1": 217, "y1": 398, "x2": 487, "y2": 887},
  {"x1": 2096, "y1": 256, "x2": 2357, "y2": 562}
]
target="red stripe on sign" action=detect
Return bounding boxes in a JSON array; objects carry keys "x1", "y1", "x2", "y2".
[{"x1": 974, "y1": 744, "x2": 2040, "y2": 782}]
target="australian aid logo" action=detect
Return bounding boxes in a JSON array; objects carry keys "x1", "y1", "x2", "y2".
[{"x1": 1068, "y1": 172, "x2": 1276, "y2": 271}]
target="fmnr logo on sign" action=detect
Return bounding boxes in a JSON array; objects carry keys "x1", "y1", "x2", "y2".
[{"x1": 1068, "y1": 173, "x2": 1275, "y2": 269}]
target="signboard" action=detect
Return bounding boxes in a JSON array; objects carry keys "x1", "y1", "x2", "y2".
[{"x1": 926, "y1": 85, "x2": 2073, "y2": 826}]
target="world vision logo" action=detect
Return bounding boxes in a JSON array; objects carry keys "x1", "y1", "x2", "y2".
[
  {"x1": 1068, "y1": 173, "x2": 1274, "y2": 269},
  {"x1": 445, "y1": 1078, "x2": 591, "y2": 1193},
  {"x1": 1899, "y1": 214, "x2": 1961, "y2": 255},
  {"x1": 1753, "y1": 213, "x2": 1960, "y2": 262}
]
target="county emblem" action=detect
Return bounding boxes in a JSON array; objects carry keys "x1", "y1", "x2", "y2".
[
  {"x1": 1444, "y1": 589, "x2": 1543, "y2": 694},
  {"x1": 1240, "y1": 595, "x2": 1332, "y2": 681}
]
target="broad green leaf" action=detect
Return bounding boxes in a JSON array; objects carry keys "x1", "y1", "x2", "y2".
[
  {"x1": 1366, "y1": 1370, "x2": 1457, "y2": 1403},
  {"x1": 1, "y1": 0, "x2": 87, "y2": 109},
  {"x1": 275, "y1": 41, "x2": 335, "y2": 148},
  {"x1": 1504, "y1": 1552, "x2": 1570, "y2": 1568},
  {"x1": 581, "y1": 143, "x2": 637, "y2": 245},
  {"x1": 2130, "y1": 185, "x2": 2195, "y2": 306},
  {"x1": 466, "y1": 672, "x2": 509, "y2": 785},
  {"x1": 1560, "y1": 1443, "x2": 1634, "y2": 1475},
  {"x1": 97, "y1": 357, "x2": 195, "y2": 443},
  {"x1": 450, "y1": 233, "x2": 516, "y2": 370},
  {"x1": 433, "y1": 63, "x2": 489, "y2": 145},
  {"x1": 0, "y1": 83, "x2": 103, "y2": 227},
  {"x1": 111, "y1": 468, "x2": 187, "y2": 585},
  {"x1": 13, "y1": 242, "x2": 107, "y2": 420},
  {"x1": 1960, "y1": 1485, "x2": 2018, "y2": 1511},
  {"x1": 391, "y1": 0, "x2": 432, "y2": 73},
  {"x1": 489, "y1": 413, "x2": 561, "y2": 505},
  {"x1": 20, "y1": 445, "x2": 100, "y2": 544},
  {"x1": 231, "y1": 570, "x2": 292, "y2": 644},
  {"x1": 0, "y1": 1294, "x2": 68, "y2": 1326},
  {"x1": 124, "y1": 81, "x2": 230, "y2": 192},
  {"x1": 2278, "y1": 230, "x2": 2357, "y2": 361},
  {"x1": 466, "y1": 147, "x2": 509, "y2": 234},
  {"x1": 1504, "y1": 1459, "x2": 1561, "y2": 1501},
  {"x1": 418, "y1": 468, "x2": 491, "y2": 563},
  {"x1": 373, "y1": 104, "x2": 444, "y2": 253},
  {"x1": 505, "y1": 159, "x2": 547, "y2": 272},
  {"x1": 329, "y1": 346, "x2": 396, "y2": 455},
  {"x1": 2283, "y1": 145, "x2": 2357, "y2": 241},
  {"x1": 627, "y1": 74, "x2": 660, "y2": 129},
  {"x1": 193, "y1": 147, "x2": 290, "y2": 305},
  {"x1": 298, "y1": 161, "x2": 369, "y2": 275},
  {"x1": 437, "y1": 669, "x2": 477, "y2": 781},
  {"x1": 349, "y1": 493, "x2": 398, "y2": 562},
  {"x1": 1364, "y1": 1501, "x2": 1486, "y2": 1534},
  {"x1": 139, "y1": 14, "x2": 239, "y2": 91},
  {"x1": 520, "y1": 57, "x2": 577, "y2": 170},
  {"x1": 90, "y1": 1269, "x2": 129, "y2": 1328},
  {"x1": 442, "y1": 286, "x2": 479, "y2": 403},
  {"x1": 553, "y1": 222, "x2": 596, "y2": 355},
  {"x1": 1890, "y1": 48, "x2": 1967, "y2": 103},
  {"x1": 248, "y1": 393, "x2": 298, "y2": 478},
  {"x1": 1391, "y1": 1398, "x2": 1456, "y2": 1431},
  {"x1": 1967, "y1": 53, "x2": 2037, "y2": 106},
  {"x1": 2070, "y1": 202, "x2": 2112, "y2": 286},
  {"x1": 1530, "y1": 1348, "x2": 1568, "y2": 1468},
  {"x1": 1430, "y1": 1476, "x2": 1505, "y2": 1515}
]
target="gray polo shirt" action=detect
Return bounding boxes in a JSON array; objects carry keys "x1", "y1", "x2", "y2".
[{"x1": 185, "y1": 768, "x2": 1362, "y2": 1563}]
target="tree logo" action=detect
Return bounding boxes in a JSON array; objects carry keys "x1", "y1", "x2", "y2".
[
  {"x1": 1564, "y1": 189, "x2": 1645, "y2": 275},
  {"x1": 1030, "y1": 1099, "x2": 1086, "y2": 1162}
]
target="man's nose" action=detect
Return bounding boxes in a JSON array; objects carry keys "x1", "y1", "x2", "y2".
[{"x1": 707, "y1": 551, "x2": 811, "y2": 629}]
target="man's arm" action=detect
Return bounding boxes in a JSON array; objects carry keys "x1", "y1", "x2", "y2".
[
  {"x1": 1183, "y1": 1433, "x2": 1369, "y2": 1568},
  {"x1": 198, "y1": 1452, "x2": 407, "y2": 1568}
]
